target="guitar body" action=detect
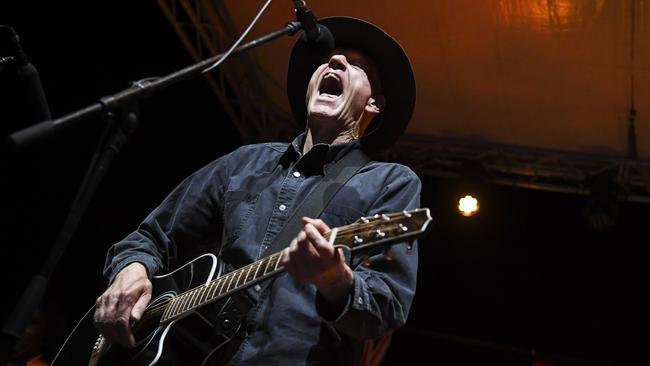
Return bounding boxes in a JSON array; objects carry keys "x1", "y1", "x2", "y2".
[{"x1": 53, "y1": 254, "x2": 247, "y2": 366}]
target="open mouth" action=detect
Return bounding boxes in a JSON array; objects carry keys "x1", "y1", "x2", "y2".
[{"x1": 318, "y1": 73, "x2": 343, "y2": 98}]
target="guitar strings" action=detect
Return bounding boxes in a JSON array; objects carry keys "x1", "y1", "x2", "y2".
[
  {"x1": 326, "y1": 221, "x2": 413, "y2": 244},
  {"x1": 140, "y1": 213, "x2": 421, "y2": 318},
  {"x1": 144, "y1": 221, "x2": 415, "y2": 316},
  {"x1": 143, "y1": 259, "x2": 280, "y2": 317}
]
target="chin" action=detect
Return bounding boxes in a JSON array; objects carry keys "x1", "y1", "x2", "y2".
[{"x1": 308, "y1": 104, "x2": 341, "y2": 120}]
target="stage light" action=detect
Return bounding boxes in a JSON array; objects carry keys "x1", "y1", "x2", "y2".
[
  {"x1": 456, "y1": 160, "x2": 487, "y2": 217},
  {"x1": 458, "y1": 194, "x2": 480, "y2": 217}
]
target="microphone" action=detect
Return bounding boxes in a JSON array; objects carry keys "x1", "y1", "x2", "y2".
[
  {"x1": 0, "y1": 26, "x2": 51, "y2": 129},
  {"x1": 291, "y1": 0, "x2": 334, "y2": 51}
]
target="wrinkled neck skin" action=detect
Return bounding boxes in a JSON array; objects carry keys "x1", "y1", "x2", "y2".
[{"x1": 302, "y1": 111, "x2": 373, "y2": 156}]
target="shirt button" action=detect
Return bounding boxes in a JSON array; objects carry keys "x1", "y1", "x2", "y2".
[
  {"x1": 293, "y1": 171, "x2": 301, "y2": 178},
  {"x1": 357, "y1": 296, "x2": 363, "y2": 305},
  {"x1": 254, "y1": 284, "x2": 262, "y2": 292},
  {"x1": 279, "y1": 204, "x2": 286, "y2": 211}
]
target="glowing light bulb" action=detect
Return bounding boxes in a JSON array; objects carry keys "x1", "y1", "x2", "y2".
[{"x1": 458, "y1": 195, "x2": 479, "y2": 216}]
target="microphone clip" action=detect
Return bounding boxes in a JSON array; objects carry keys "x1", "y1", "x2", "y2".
[{"x1": 293, "y1": 0, "x2": 320, "y2": 41}]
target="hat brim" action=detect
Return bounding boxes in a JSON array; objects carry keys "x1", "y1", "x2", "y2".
[{"x1": 287, "y1": 17, "x2": 416, "y2": 155}]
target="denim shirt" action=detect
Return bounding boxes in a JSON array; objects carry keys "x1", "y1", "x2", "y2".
[{"x1": 104, "y1": 134, "x2": 421, "y2": 365}]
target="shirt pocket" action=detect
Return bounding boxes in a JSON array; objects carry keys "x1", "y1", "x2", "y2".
[{"x1": 223, "y1": 190, "x2": 260, "y2": 245}]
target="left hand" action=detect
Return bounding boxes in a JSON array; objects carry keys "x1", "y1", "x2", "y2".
[{"x1": 282, "y1": 217, "x2": 354, "y2": 305}]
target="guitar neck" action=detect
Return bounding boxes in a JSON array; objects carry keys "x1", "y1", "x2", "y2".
[
  {"x1": 160, "y1": 251, "x2": 285, "y2": 322},
  {"x1": 156, "y1": 208, "x2": 431, "y2": 323}
]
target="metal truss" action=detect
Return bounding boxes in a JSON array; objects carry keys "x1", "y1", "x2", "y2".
[
  {"x1": 156, "y1": 1, "x2": 650, "y2": 204},
  {"x1": 156, "y1": 0, "x2": 299, "y2": 143},
  {"x1": 382, "y1": 134, "x2": 650, "y2": 204}
]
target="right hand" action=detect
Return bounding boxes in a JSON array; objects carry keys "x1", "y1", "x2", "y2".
[{"x1": 93, "y1": 262, "x2": 152, "y2": 348}]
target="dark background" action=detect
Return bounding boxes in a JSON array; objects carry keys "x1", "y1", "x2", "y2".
[{"x1": 1, "y1": 3, "x2": 649, "y2": 365}]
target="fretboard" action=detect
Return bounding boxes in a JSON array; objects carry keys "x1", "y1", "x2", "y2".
[
  {"x1": 156, "y1": 208, "x2": 432, "y2": 323},
  {"x1": 160, "y1": 251, "x2": 284, "y2": 322}
]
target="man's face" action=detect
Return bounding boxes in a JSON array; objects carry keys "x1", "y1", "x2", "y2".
[{"x1": 305, "y1": 48, "x2": 381, "y2": 133}]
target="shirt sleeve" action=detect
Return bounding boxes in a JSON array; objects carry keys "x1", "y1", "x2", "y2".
[
  {"x1": 316, "y1": 164, "x2": 422, "y2": 340},
  {"x1": 102, "y1": 153, "x2": 232, "y2": 284}
]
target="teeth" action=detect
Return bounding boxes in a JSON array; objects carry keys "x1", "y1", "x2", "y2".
[{"x1": 324, "y1": 73, "x2": 339, "y2": 81}]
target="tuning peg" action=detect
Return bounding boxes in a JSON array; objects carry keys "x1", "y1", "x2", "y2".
[
  {"x1": 383, "y1": 248, "x2": 395, "y2": 261},
  {"x1": 362, "y1": 255, "x2": 372, "y2": 267}
]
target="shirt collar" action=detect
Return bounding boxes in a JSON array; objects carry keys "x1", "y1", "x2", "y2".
[{"x1": 279, "y1": 133, "x2": 362, "y2": 175}]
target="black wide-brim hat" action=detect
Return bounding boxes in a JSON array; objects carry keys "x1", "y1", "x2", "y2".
[{"x1": 287, "y1": 16, "x2": 416, "y2": 155}]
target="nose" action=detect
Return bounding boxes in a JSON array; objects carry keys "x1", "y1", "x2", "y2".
[{"x1": 327, "y1": 54, "x2": 347, "y2": 71}]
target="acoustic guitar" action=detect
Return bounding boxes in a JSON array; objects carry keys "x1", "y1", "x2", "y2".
[{"x1": 52, "y1": 208, "x2": 432, "y2": 365}]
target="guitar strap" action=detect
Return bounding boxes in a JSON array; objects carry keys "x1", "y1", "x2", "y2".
[
  {"x1": 246, "y1": 146, "x2": 370, "y2": 298},
  {"x1": 215, "y1": 146, "x2": 370, "y2": 341},
  {"x1": 263, "y1": 146, "x2": 371, "y2": 257},
  {"x1": 216, "y1": 147, "x2": 368, "y2": 362}
]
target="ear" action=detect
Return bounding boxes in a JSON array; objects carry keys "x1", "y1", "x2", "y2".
[{"x1": 365, "y1": 95, "x2": 385, "y2": 115}]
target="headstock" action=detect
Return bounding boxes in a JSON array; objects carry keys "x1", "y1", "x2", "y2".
[{"x1": 331, "y1": 208, "x2": 432, "y2": 254}]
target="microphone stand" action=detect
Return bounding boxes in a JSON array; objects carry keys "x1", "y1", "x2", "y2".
[{"x1": 1, "y1": 20, "x2": 303, "y2": 363}]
